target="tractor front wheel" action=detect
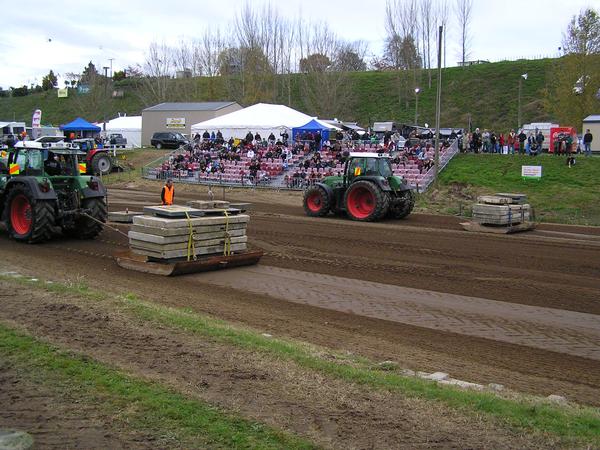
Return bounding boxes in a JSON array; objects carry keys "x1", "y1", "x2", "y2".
[
  {"x1": 91, "y1": 153, "x2": 113, "y2": 175},
  {"x1": 6, "y1": 185, "x2": 56, "y2": 243},
  {"x1": 68, "y1": 198, "x2": 107, "y2": 239},
  {"x1": 344, "y1": 180, "x2": 389, "y2": 222},
  {"x1": 389, "y1": 190, "x2": 415, "y2": 219},
  {"x1": 303, "y1": 185, "x2": 331, "y2": 217}
]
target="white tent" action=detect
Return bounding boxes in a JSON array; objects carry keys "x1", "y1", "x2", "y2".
[
  {"x1": 105, "y1": 116, "x2": 142, "y2": 148},
  {"x1": 190, "y1": 103, "x2": 338, "y2": 140}
]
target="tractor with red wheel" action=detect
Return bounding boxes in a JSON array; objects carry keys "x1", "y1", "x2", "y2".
[
  {"x1": 0, "y1": 141, "x2": 107, "y2": 243},
  {"x1": 303, "y1": 152, "x2": 414, "y2": 221}
]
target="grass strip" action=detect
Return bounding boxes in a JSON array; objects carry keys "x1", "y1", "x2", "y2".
[
  {"x1": 431, "y1": 153, "x2": 600, "y2": 225},
  {"x1": 0, "y1": 322, "x2": 316, "y2": 450},
  {"x1": 2, "y1": 274, "x2": 600, "y2": 445}
]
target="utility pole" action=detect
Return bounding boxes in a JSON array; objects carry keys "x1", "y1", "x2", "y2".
[
  {"x1": 108, "y1": 58, "x2": 114, "y2": 78},
  {"x1": 103, "y1": 66, "x2": 109, "y2": 132},
  {"x1": 414, "y1": 87, "x2": 420, "y2": 125},
  {"x1": 433, "y1": 25, "x2": 443, "y2": 185}
]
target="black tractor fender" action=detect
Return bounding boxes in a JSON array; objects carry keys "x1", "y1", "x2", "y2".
[
  {"x1": 5, "y1": 177, "x2": 58, "y2": 201},
  {"x1": 81, "y1": 177, "x2": 107, "y2": 200}
]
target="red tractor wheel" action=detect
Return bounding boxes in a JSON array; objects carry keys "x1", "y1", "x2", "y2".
[
  {"x1": 10, "y1": 194, "x2": 32, "y2": 236},
  {"x1": 344, "y1": 180, "x2": 389, "y2": 221},
  {"x1": 6, "y1": 185, "x2": 56, "y2": 243},
  {"x1": 303, "y1": 185, "x2": 331, "y2": 217}
]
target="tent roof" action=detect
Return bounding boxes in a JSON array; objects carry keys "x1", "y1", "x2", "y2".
[
  {"x1": 106, "y1": 116, "x2": 142, "y2": 130},
  {"x1": 144, "y1": 102, "x2": 237, "y2": 112},
  {"x1": 294, "y1": 119, "x2": 331, "y2": 132},
  {"x1": 60, "y1": 117, "x2": 101, "y2": 132},
  {"x1": 191, "y1": 103, "x2": 315, "y2": 131}
]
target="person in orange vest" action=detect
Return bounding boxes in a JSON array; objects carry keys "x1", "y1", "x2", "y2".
[{"x1": 161, "y1": 179, "x2": 174, "y2": 205}]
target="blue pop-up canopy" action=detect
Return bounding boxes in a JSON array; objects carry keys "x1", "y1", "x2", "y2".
[
  {"x1": 292, "y1": 119, "x2": 331, "y2": 141},
  {"x1": 60, "y1": 117, "x2": 101, "y2": 132}
]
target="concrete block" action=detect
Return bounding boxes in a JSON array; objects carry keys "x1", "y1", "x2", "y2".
[
  {"x1": 133, "y1": 214, "x2": 249, "y2": 229},
  {"x1": 546, "y1": 394, "x2": 567, "y2": 404},
  {"x1": 142, "y1": 205, "x2": 204, "y2": 218},
  {"x1": 108, "y1": 211, "x2": 144, "y2": 223},
  {"x1": 128, "y1": 228, "x2": 246, "y2": 245},
  {"x1": 422, "y1": 372, "x2": 449, "y2": 381},
  {"x1": 187, "y1": 200, "x2": 230, "y2": 209},
  {"x1": 129, "y1": 235, "x2": 247, "y2": 252},
  {"x1": 477, "y1": 195, "x2": 513, "y2": 205},
  {"x1": 131, "y1": 242, "x2": 247, "y2": 259},
  {"x1": 228, "y1": 202, "x2": 253, "y2": 211},
  {"x1": 130, "y1": 222, "x2": 246, "y2": 237}
]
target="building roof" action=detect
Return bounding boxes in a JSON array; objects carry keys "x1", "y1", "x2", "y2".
[
  {"x1": 583, "y1": 115, "x2": 600, "y2": 123},
  {"x1": 143, "y1": 102, "x2": 238, "y2": 112}
]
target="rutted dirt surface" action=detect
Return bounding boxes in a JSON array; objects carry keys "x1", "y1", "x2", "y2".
[
  {"x1": 0, "y1": 185, "x2": 599, "y2": 415},
  {"x1": 0, "y1": 359, "x2": 152, "y2": 449},
  {"x1": 0, "y1": 283, "x2": 554, "y2": 449}
]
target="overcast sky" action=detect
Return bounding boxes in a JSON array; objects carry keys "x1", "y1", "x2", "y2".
[{"x1": 0, "y1": 0, "x2": 596, "y2": 89}]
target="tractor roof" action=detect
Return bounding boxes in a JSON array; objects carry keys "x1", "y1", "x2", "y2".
[
  {"x1": 348, "y1": 152, "x2": 389, "y2": 158},
  {"x1": 14, "y1": 141, "x2": 85, "y2": 154}
]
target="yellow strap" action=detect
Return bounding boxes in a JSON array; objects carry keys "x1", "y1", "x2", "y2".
[
  {"x1": 222, "y1": 209, "x2": 231, "y2": 256},
  {"x1": 184, "y1": 212, "x2": 196, "y2": 261}
]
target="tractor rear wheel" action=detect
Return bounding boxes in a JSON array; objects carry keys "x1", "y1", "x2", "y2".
[
  {"x1": 91, "y1": 153, "x2": 113, "y2": 175},
  {"x1": 6, "y1": 185, "x2": 56, "y2": 243},
  {"x1": 70, "y1": 198, "x2": 107, "y2": 239},
  {"x1": 389, "y1": 190, "x2": 415, "y2": 219},
  {"x1": 344, "y1": 180, "x2": 389, "y2": 221},
  {"x1": 303, "y1": 185, "x2": 331, "y2": 217}
]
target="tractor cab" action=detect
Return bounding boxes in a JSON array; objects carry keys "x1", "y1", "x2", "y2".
[{"x1": 5, "y1": 142, "x2": 87, "y2": 178}]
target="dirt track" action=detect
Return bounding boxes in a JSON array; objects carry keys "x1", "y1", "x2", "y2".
[{"x1": 1, "y1": 186, "x2": 600, "y2": 408}]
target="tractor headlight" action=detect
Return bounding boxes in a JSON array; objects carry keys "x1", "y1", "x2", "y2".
[
  {"x1": 39, "y1": 178, "x2": 51, "y2": 193},
  {"x1": 87, "y1": 178, "x2": 99, "y2": 190}
]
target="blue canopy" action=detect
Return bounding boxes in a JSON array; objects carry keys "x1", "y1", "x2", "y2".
[
  {"x1": 60, "y1": 117, "x2": 101, "y2": 132},
  {"x1": 292, "y1": 119, "x2": 330, "y2": 142}
]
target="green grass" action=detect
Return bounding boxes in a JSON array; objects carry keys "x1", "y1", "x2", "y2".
[
  {"x1": 0, "y1": 59, "x2": 553, "y2": 132},
  {"x1": 2, "y1": 273, "x2": 600, "y2": 445},
  {"x1": 424, "y1": 153, "x2": 600, "y2": 225},
  {"x1": 0, "y1": 323, "x2": 316, "y2": 449}
]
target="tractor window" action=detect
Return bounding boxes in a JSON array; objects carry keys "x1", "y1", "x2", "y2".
[
  {"x1": 365, "y1": 158, "x2": 378, "y2": 176},
  {"x1": 378, "y1": 159, "x2": 393, "y2": 178},
  {"x1": 26, "y1": 150, "x2": 44, "y2": 175},
  {"x1": 347, "y1": 158, "x2": 363, "y2": 180}
]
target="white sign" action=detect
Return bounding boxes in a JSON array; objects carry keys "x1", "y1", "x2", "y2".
[
  {"x1": 166, "y1": 117, "x2": 185, "y2": 128},
  {"x1": 521, "y1": 165, "x2": 542, "y2": 178}
]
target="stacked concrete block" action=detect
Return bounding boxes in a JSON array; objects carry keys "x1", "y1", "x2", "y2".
[
  {"x1": 472, "y1": 194, "x2": 530, "y2": 226},
  {"x1": 128, "y1": 205, "x2": 249, "y2": 260}
]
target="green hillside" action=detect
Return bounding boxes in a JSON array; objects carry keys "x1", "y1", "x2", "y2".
[
  {"x1": 0, "y1": 59, "x2": 553, "y2": 132},
  {"x1": 422, "y1": 153, "x2": 600, "y2": 226}
]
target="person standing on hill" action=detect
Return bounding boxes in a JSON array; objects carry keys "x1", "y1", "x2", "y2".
[
  {"x1": 583, "y1": 129, "x2": 593, "y2": 156},
  {"x1": 161, "y1": 179, "x2": 174, "y2": 205},
  {"x1": 518, "y1": 129, "x2": 527, "y2": 154}
]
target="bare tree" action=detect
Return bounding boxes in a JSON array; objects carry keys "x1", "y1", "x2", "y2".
[{"x1": 455, "y1": 0, "x2": 473, "y2": 66}]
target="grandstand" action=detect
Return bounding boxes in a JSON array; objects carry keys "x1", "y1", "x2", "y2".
[{"x1": 142, "y1": 138, "x2": 459, "y2": 192}]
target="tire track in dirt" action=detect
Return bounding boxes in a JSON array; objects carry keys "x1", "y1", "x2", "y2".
[{"x1": 192, "y1": 265, "x2": 600, "y2": 361}]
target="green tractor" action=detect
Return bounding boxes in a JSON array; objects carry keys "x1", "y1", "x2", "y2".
[
  {"x1": 303, "y1": 153, "x2": 415, "y2": 221},
  {"x1": 0, "y1": 141, "x2": 107, "y2": 243}
]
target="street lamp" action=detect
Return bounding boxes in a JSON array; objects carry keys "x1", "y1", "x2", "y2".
[
  {"x1": 518, "y1": 73, "x2": 527, "y2": 130},
  {"x1": 414, "y1": 87, "x2": 420, "y2": 125}
]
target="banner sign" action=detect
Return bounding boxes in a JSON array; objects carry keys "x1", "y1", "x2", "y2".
[
  {"x1": 31, "y1": 109, "x2": 42, "y2": 139},
  {"x1": 57, "y1": 88, "x2": 68, "y2": 98},
  {"x1": 166, "y1": 117, "x2": 185, "y2": 128},
  {"x1": 521, "y1": 165, "x2": 542, "y2": 180}
]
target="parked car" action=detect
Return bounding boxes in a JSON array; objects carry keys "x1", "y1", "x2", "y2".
[
  {"x1": 150, "y1": 132, "x2": 189, "y2": 149},
  {"x1": 108, "y1": 133, "x2": 127, "y2": 148}
]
